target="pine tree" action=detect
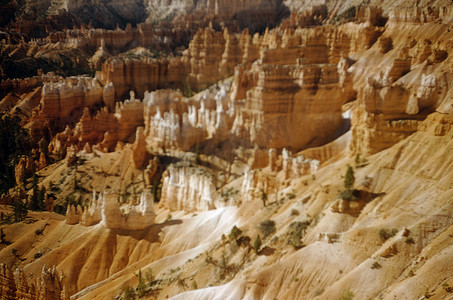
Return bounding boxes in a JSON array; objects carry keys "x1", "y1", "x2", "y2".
[
  {"x1": 13, "y1": 199, "x2": 27, "y2": 222},
  {"x1": 344, "y1": 165, "x2": 355, "y2": 190},
  {"x1": 253, "y1": 235, "x2": 262, "y2": 254}
]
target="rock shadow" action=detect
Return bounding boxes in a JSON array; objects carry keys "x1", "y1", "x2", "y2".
[{"x1": 258, "y1": 246, "x2": 275, "y2": 256}]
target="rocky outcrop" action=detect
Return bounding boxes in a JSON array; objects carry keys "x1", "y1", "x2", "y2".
[
  {"x1": 160, "y1": 165, "x2": 216, "y2": 212},
  {"x1": 231, "y1": 29, "x2": 355, "y2": 150},
  {"x1": 48, "y1": 93, "x2": 146, "y2": 156},
  {"x1": 131, "y1": 127, "x2": 150, "y2": 168},
  {"x1": 99, "y1": 56, "x2": 185, "y2": 100},
  {"x1": 14, "y1": 156, "x2": 35, "y2": 185},
  {"x1": 65, "y1": 191, "x2": 155, "y2": 230},
  {"x1": 41, "y1": 77, "x2": 103, "y2": 122},
  {"x1": 102, "y1": 192, "x2": 155, "y2": 230},
  {"x1": 143, "y1": 85, "x2": 233, "y2": 151}
]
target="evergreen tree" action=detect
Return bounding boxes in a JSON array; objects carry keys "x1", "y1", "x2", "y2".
[
  {"x1": 253, "y1": 235, "x2": 262, "y2": 254},
  {"x1": 0, "y1": 115, "x2": 32, "y2": 194},
  {"x1": 13, "y1": 199, "x2": 27, "y2": 222},
  {"x1": 344, "y1": 165, "x2": 355, "y2": 190}
]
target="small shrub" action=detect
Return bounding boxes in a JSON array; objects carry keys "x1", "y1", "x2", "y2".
[
  {"x1": 290, "y1": 209, "x2": 300, "y2": 216},
  {"x1": 229, "y1": 225, "x2": 242, "y2": 241},
  {"x1": 371, "y1": 261, "x2": 381, "y2": 269},
  {"x1": 314, "y1": 288, "x2": 325, "y2": 296},
  {"x1": 287, "y1": 221, "x2": 309, "y2": 249},
  {"x1": 165, "y1": 213, "x2": 172, "y2": 222},
  {"x1": 34, "y1": 251, "x2": 42, "y2": 259},
  {"x1": 340, "y1": 289, "x2": 354, "y2": 300},
  {"x1": 237, "y1": 235, "x2": 251, "y2": 247},
  {"x1": 122, "y1": 285, "x2": 135, "y2": 300},
  {"x1": 177, "y1": 277, "x2": 187, "y2": 289},
  {"x1": 442, "y1": 283, "x2": 453, "y2": 293},
  {"x1": 136, "y1": 269, "x2": 146, "y2": 297},
  {"x1": 259, "y1": 219, "x2": 276, "y2": 238},
  {"x1": 253, "y1": 235, "x2": 262, "y2": 254},
  {"x1": 144, "y1": 268, "x2": 155, "y2": 285},
  {"x1": 405, "y1": 237, "x2": 415, "y2": 244},
  {"x1": 379, "y1": 228, "x2": 398, "y2": 241},
  {"x1": 286, "y1": 192, "x2": 296, "y2": 199}
]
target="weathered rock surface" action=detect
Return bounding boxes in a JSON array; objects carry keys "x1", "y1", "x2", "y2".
[
  {"x1": 160, "y1": 165, "x2": 216, "y2": 212},
  {"x1": 66, "y1": 191, "x2": 155, "y2": 230}
]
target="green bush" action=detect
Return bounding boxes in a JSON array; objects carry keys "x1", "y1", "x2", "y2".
[
  {"x1": 229, "y1": 225, "x2": 242, "y2": 241},
  {"x1": 379, "y1": 228, "x2": 398, "y2": 241},
  {"x1": 122, "y1": 285, "x2": 135, "y2": 300},
  {"x1": 259, "y1": 219, "x2": 276, "y2": 238},
  {"x1": 340, "y1": 290, "x2": 354, "y2": 300},
  {"x1": 287, "y1": 221, "x2": 309, "y2": 249},
  {"x1": 290, "y1": 209, "x2": 300, "y2": 216}
]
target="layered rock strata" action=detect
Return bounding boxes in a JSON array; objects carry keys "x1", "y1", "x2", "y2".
[{"x1": 66, "y1": 191, "x2": 155, "y2": 230}]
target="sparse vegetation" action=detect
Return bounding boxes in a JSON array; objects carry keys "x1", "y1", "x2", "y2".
[
  {"x1": 338, "y1": 165, "x2": 358, "y2": 201},
  {"x1": 405, "y1": 237, "x2": 415, "y2": 244},
  {"x1": 340, "y1": 289, "x2": 354, "y2": 300},
  {"x1": 286, "y1": 191, "x2": 296, "y2": 199},
  {"x1": 287, "y1": 221, "x2": 309, "y2": 249},
  {"x1": 260, "y1": 188, "x2": 268, "y2": 207},
  {"x1": 136, "y1": 269, "x2": 146, "y2": 297},
  {"x1": 371, "y1": 261, "x2": 382, "y2": 269},
  {"x1": 334, "y1": 6, "x2": 356, "y2": 23},
  {"x1": 259, "y1": 219, "x2": 276, "y2": 238},
  {"x1": 290, "y1": 209, "x2": 300, "y2": 216},
  {"x1": 253, "y1": 235, "x2": 262, "y2": 254},
  {"x1": 183, "y1": 78, "x2": 194, "y2": 98},
  {"x1": 122, "y1": 285, "x2": 135, "y2": 300},
  {"x1": 379, "y1": 228, "x2": 398, "y2": 241},
  {"x1": 344, "y1": 165, "x2": 355, "y2": 190},
  {"x1": 13, "y1": 199, "x2": 28, "y2": 222},
  {"x1": 314, "y1": 288, "x2": 325, "y2": 296},
  {"x1": 0, "y1": 115, "x2": 32, "y2": 194},
  {"x1": 442, "y1": 283, "x2": 453, "y2": 293},
  {"x1": 229, "y1": 225, "x2": 242, "y2": 241}
]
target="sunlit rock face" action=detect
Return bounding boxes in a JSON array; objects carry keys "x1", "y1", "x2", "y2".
[
  {"x1": 66, "y1": 191, "x2": 155, "y2": 230},
  {"x1": 160, "y1": 165, "x2": 216, "y2": 213},
  {"x1": 231, "y1": 28, "x2": 355, "y2": 151}
]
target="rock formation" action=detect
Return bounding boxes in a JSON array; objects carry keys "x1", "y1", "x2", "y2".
[
  {"x1": 65, "y1": 191, "x2": 155, "y2": 230},
  {"x1": 143, "y1": 85, "x2": 233, "y2": 151},
  {"x1": 2, "y1": 2, "x2": 453, "y2": 300},
  {"x1": 0, "y1": 264, "x2": 67, "y2": 300},
  {"x1": 160, "y1": 165, "x2": 216, "y2": 212},
  {"x1": 99, "y1": 57, "x2": 185, "y2": 100},
  {"x1": 231, "y1": 28, "x2": 355, "y2": 150},
  {"x1": 41, "y1": 77, "x2": 103, "y2": 122}
]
